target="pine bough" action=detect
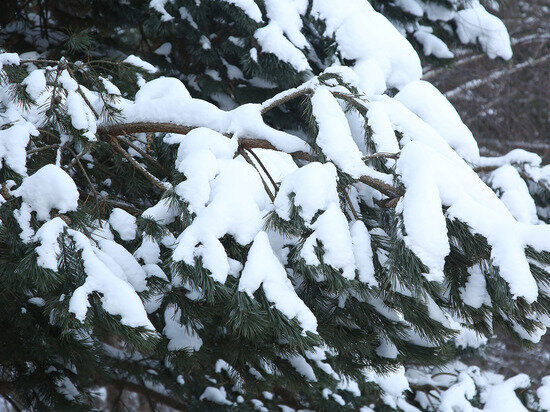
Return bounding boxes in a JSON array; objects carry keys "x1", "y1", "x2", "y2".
[{"x1": 0, "y1": 0, "x2": 549, "y2": 410}]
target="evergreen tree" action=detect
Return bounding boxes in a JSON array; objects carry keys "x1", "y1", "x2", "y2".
[{"x1": 1, "y1": 0, "x2": 549, "y2": 410}]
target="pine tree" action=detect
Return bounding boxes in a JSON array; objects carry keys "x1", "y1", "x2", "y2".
[{"x1": 1, "y1": 1, "x2": 549, "y2": 411}]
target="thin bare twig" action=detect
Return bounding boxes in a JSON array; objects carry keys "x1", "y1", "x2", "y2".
[
  {"x1": 110, "y1": 137, "x2": 167, "y2": 192},
  {"x1": 238, "y1": 147, "x2": 275, "y2": 202},
  {"x1": 260, "y1": 87, "x2": 313, "y2": 114},
  {"x1": 245, "y1": 147, "x2": 278, "y2": 193},
  {"x1": 117, "y1": 135, "x2": 169, "y2": 174},
  {"x1": 362, "y1": 152, "x2": 400, "y2": 161}
]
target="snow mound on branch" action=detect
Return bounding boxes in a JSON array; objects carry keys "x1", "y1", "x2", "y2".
[
  {"x1": 222, "y1": 0, "x2": 262, "y2": 23},
  {"x1": 0, "y1": 52, "x2": 20, "y2": 70},
  {"x1": 123, "y1": 54, "x2": 158, "y2": 73},
  {"x1": 119, "y1": 78, "x2": 309, "y2": 155},
  {"x1": 109, "y1": 208, "x2": 137, "y2": 241},
  {"x1": 22, "y1": 69, "x2": 46, "y2": 100},
  {"x1": 14, "y1": 164, "x2": 79, "y2": 221},
  {"x1": 254, "y1": 23, "x2": 310, "y2": 72},
  {"x1": 274, "y1": 162, "x2": 338, "y2": 222},
  {"x1": 414, "y1": 29, "x2": 454, "y2": 59},
  {"x1": 264, "y1": 0, "x2": 308, "y2": 49},
  {"x1": 98, "y1": 239, "x2": 148, "y2": 292},
  {"x1": 455, "y1": 2, "x2": 512, "y2": 60},
  {"x1": 34, "y1": 217, "x2": 67, "y2": 270},
  {"x1": 311, "y1": 0, "x2": 422, "y2": 90},
  {"x1": 66, "y1": 91, "x2": 97, "y2": 140},
  {"x1": 350, "y1": 221, "x2": 377, "y2": 286},
  {"x1": 489, "y1": 165, "x2": 538, "y2": 224},
  {"x1": 0, "y1": 122, "x2": 37, "y2": 175},
  {"x1": 173, "y1": 158, "x2": 269, "y2": 283},
  {"x1": 311, "y1": 87, "x2": 391, "y2": 183},
  {"x1": 239, "y1": 231, "x2": 317, "y2": 332},
  {"x1": 301, "y1": 203, "x2": 356, "y2": 280}
]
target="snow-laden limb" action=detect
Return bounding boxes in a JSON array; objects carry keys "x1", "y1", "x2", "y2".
[
  {"x1": 455, "y1": 2, "x2": 513, "y2": 60},
  {"x1": 397, "y1": 140, "x2": 546, "y2": 302},
  {"x1": 68, "y1": 229, "x2": 154, "y2": 329}
]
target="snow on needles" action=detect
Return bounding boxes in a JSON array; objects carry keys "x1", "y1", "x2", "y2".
[
  {"x1": 239, "y1": 231, "x2": 317, "y2": 332},
  {"x1": 13, "y1": 164, "x2": 79, "y2": 221}
]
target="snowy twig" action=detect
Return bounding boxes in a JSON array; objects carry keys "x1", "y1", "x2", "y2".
[
  {"x1": 109, "y1": 137, "x2": 167, "y2": 192},
  {"x1": 341, "y1": 187, "x2": 360, "y2": 220},
  {"x1": 362, "y1": 152, "x2": 400, "y2": 161},
  {"x1": 64, "y1": 146, "x2": 99, "y2": 197},
  {"x1": 116, "y1": 135, "x2": 169, "y2": 174},
  {"x1": 27, "y1": 143, "x2": 61, "y2": 154},
  {"x1": 260, "y1": 87, "x2": 314, "y2": 114},
  {"x1": 66, "y1": 65, "x2": 99, "y2": 119}
]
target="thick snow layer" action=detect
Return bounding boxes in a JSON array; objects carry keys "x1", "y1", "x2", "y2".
[
  {"x1": 118, "y1": 78, "x2": 309, "y2": 155},
  {"x1": 286, "y1": 354, "x2": 317, "y2": 381},
  {"x1": 0, "y1": 52, "x2": 20, "y2": 70},
  {"x1": 264, "y1": 0, "x2": 308, "y2": 49},
  {"x1": 455, "y1": 3, "x2": 512, "y2": 60},
  {"x1": 100, "y1": 77, "x2": 121, "y2": 95},
  {"x1": 460, "y1": 264, "x2": 491, "y2": 309},
  {"x1": 68, "y1": 230, "x2": 153, "y2": 329},
  {"x1": 490, "y1": 165, "x2": 538, "y2": 224},
  {"x1": 22, "y1": 69, "x2": 46, "y2": 100},
  {"x1": 14, "y1": 164, "x2": 79, "y2": 221},
  {"x1": 254, "y1": 23, "x2": 310, "y2": 72},
  {"x1": 200, "y1": 386, "x2": 233, "y2": 405},
  {"x1": 437, "y1": 372, "x2": 476, "y2": 411},
  {"x1": 164, "y1": 306, "x2": 203, "y2": 351},
  {"x1": 394, "y1": 0, "x2": 423, "y2": 17},
  {"x1": 0, "y1": 123, "x2": 37, "y2": 175},
  {"x1": 34, "y1": 217, "x2": 67, "y2": 270},
  {"x1": 476, "y1": 149, "x2": 541, "y2": 168},
  {"x1": 98, "y1": 239, "x2": 148, "y2": 292},
  {"x1": 481, "y1": 374, "x2": 530, "y2": 411},
  {"x1": 311, "y1": 87, "x2": 390, "y2": 183},
  {"x1": 395, "y1": 80, "x2": 478, "y2": 162},
  {"x1": 350, "y1": 221, "x2": 377, "y2": 286},
  {"x1": 274, "y1": 162, "x2": 338, "y2": 222},
  {"x1": 123, "y1": 55, "x2": 158, "y2": 73},
  {"x1": 301, "y1": 203, "x2": 356, "y2": 280},
  {"x1": 414, "y1": 30, "x2": 454, "y2": 59},
  {"x1": 134, "y1": 238, "x2": 161, "y2": 265},
  {"x1": 239, "y1": 231, "x2": 317, "y2": 332},
  {"x1": 310, "y1": 0, "x2": 422, "y2": 89},
  {"x1": 109, "y1": 208, "x2": 137, "y2": 241},
  {"x1": 66, "y1": 90, "x2": 97, "y2": 140},
  {"x1": 173, "y1": 159, "x2": 269, "y2": 283}
]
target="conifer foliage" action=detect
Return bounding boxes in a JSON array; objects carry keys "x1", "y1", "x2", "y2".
[{"x1": 1, "y1": 0, "x2": 550, "y2": 410}]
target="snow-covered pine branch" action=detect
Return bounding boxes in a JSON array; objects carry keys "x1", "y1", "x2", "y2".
[{"x1": 1, "y1": 0, "x2": 549, "y2": 410}]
